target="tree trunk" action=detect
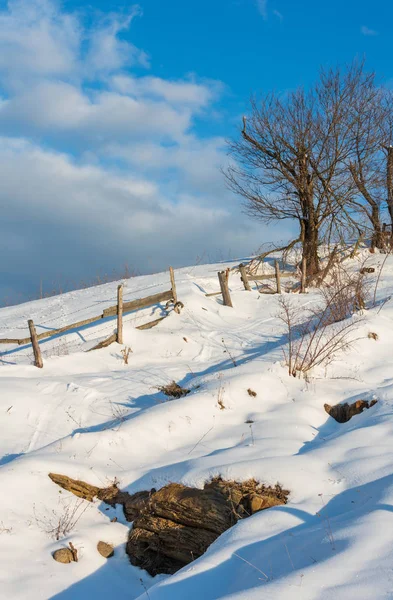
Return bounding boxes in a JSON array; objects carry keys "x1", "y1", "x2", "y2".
[
  {"x1": 370, "y1": 204, "x2": 384, "y2": 251},
  {"x1": 299, "y1": 155, "x2": 319, "y2": 276},
  {"x1": 387, "y1": 147, "x2": 393, "y2": 238},
  {"x1": 302, "y1": 218, "x2": 319, "y2": 276}
]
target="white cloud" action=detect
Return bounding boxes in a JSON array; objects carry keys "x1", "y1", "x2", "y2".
[
  {"x1": 0, "y1": 0, "x2": 81, "y2": 86},
  {"x1": 273, "y1": 9, "x2": 283, "y2": 21},
  {"x1": 110, "y1": 74, "x2": 221, "y2": 107},
  {"x1": 361, "y1": 25, "x2": 378, "y2": 36},
  {"x1": 256, "y1": 0, "x2": 268, "y2": 19},
  {"x1": 0, "y1": 137, "x2": 268, "y2": 300},
  {"x1": 84, "y1": 7, "x2": 150, "y2": 75},
  {"x1": 0, "y1": 0, "x2": 285, "y2": 301}
]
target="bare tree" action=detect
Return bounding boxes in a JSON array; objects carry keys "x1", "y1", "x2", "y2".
[
  {"x1": 224, "y1": 62, "x2": 380, "y2": 275},
  {"x1": 346, "y1": 74, "x2": 393, "y2": 250}
]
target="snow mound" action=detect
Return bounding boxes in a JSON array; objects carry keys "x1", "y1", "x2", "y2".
[{"x1": 1, "y1": 254, "x2": 393, "y2": 599}]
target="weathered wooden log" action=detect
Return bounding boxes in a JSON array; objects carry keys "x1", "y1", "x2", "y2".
[
  {"x1": 117, "y1": 284, "x2": 123, "y2": 344},
  {"x1": 239, "y1": 263, "x2": 251, "y2": 291},
  {"x1": 7, "y1": 314, "x2": 104, "y2": 346},
  {"x1": 88, "y1": 333, "x2": 117, "y2": 351},
  {"x1": 247, "y1": 272, "x2": 293, "y2": 281},
  {"x1": 28, "y1": 319, "x2": 43, "y2": 368},
  {"x1": 136, "y1": 316, "x2": 167, "y2": 330},
  {"x1": 48, "y1": 473, "x2": 101, "y2": 501},
  {"x1": 103, "y1": 290, "x2": 173, "y2": 318},
  {"x1": 205, "y1": 291, "x2": 222, "y2": 297},
  {"x1": 169, "y1": 266, "x2": 177, "y2": 304},
  {"x1": 218, "y1": 271, "x2": 233, "y2": 307}
]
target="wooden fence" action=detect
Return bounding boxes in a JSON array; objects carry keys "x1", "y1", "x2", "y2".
[
  {"x1": 0, "y1": 267, "x2": 181, "y2": 368},
  {"x1": 206, "y1": 260, "x2": 306, "y2": 307}
]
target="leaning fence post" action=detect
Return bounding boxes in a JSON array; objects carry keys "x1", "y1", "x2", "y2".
[
  {"x1": 117, "y1": 284, "x2": 123, "y2": 344},
  {"x1": 169, "y1": 266, "x2": 178, "y2": 304},
  {"x1": 239, "y1": 263, "x2": 251, "y2": 291},
  {"x1": 28, "y1": 319, "x2": 43, "y2": 368},
  {"x1": 218, "y1": 271, "x2": 233, "y2": 307},
  {"x1": 300, "y1": 258, "x2": 307, "y2": 293},
  {"x1": 275, "y1": 260, "x2": 281, "y2": 294}
]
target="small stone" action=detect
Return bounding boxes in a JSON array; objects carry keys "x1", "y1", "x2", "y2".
[
  {"x1": 53, "y1": 548, "x2": 74, "y2": 564},
  {"x1": 97, "y1": 541, "x2": 114, "y2": 558},
  {"x1": 249, "y1": 493, "x2": 282, "y2": 514}
]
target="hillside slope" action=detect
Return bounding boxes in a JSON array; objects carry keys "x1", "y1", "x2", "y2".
[{"x1": 1, "y1": 254, "x2": 393, "y2": 600}]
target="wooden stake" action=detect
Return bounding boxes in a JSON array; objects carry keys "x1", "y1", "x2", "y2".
[
  {"x1": 169, "y1": 266, "x2": 178, "y2": 304},
  {"x1": 275, "y1": 260, "x2": 281, "y2": 294},
  {"x1": 239, "y1": 263, "x2": 251, "y2": 291},
  {"x1": 300, "y1": 257, "x2": 307, "y2": 293},
  {"x1": 28, "y1": 319, "x2": 43, "y2": 368},
  {"x1": 117, "y1": 284, "x2": 123, "y2": 344},
  {"x1": 218, "y1": 271, "x2": 233, "y2": 307}
]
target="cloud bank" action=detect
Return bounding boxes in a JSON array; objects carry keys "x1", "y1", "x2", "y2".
[{"x1": 0, "y1": 0, "x2": 284, "y2": 303}]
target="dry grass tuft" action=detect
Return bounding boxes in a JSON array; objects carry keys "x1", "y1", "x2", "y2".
[
  {"x1": 158, "y1": 381, "x2": 191, "y2": 399},
  {"x1": 121, "y1": 346, "x2": 132, "y2": 365}
]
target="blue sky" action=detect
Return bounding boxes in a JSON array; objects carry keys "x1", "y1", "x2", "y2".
[{"x1": 0, "y1": 0, "x2": 390, "y2": 303}]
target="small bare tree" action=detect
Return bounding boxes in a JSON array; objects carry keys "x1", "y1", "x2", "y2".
[
  {"x1": 345, "y1": 73, "x2": 393, "y2": 250},
  {"x1": 225, "y1": 62, "x2": 387, "y2": 274}
]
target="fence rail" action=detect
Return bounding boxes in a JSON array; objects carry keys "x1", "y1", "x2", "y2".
[{"x1": 0, "y1": 268, "x2": 180, "y2": 368}]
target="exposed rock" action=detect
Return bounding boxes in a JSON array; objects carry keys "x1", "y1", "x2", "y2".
[
  {"x1": 126, "y1": 480, "x2": 289, "y2": 576},
  {"x1": 123, "y1": 490, "x2": 153, "y2": 522},
  {"x1": 97, "y1": 541, "x2": 114, "y2": 558},
  {"x1": 127, "y1": 515, "x2": 218, "y2": 574},
  {"x1": 324, "y1": 399, "x2": 377, "y2": 423},
  {"x1": 148, "y1": 483, "x2": 234, "y2": 534},
  {"x1": 48, "y1": 472, "x2": 289, "y2": 577},
  {"x1": 48, "y1": 473, "x2": 120, "y2": 504},
  {"x1": 53, "y1": 548, "x2": 74, "y2": 564},
  {"x1": 205, "y1": 477, "x2": 289, "y2": 516}
]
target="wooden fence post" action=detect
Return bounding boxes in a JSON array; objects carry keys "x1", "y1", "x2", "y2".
[
  {"x1": 275, "y1": 260, "x2": 281, "y2": 294},
  {"x1": 239, "y1": 263, "x2": 251, "y2": 291},
  {"x1": 28, "y1": 319, "x2": 43, "y2": 368},
  {"x1": 169, "y1": 266, "x2": 178, "y2": 305},
  {"x1": 300, "y1": 258, "x2": 307, "y2": 293},
  {"x1": 117, "y1": 284, "x2": 123, "y2": 344},
  {"x1": 218, "y1": 271, "x2": 233, "y2": 307}
]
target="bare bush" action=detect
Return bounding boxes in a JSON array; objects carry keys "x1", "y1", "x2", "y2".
[
  {"x1": 34, "y1": 498, "x2": 89, "y2": 540},
  {"x1": 121, "y1": 346, "x2": 132, "y2": 365},
  {"x1": 0, "y1": 521, "x2": 12, "y2": 534},
  {"x1": 217, "y1": 373, "x2": 225, "y2": 410},
  {"x1": 278, "y1": 278, "x2": 364, "y2": 378},
  {"x1": 319, "y1": 265, "x2": 369, "y2": 323}
]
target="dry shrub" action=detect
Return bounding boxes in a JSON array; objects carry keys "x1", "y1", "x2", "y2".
[
  {"x1": 368, "y1": 331, "x2": 378, "y2": 340},
  {"x1": 320, "y1": 265, "x2": 369, "y2": 324},
  {"x1": 121, "y1": 346, "x2": 132, "y2": 365},
  {"x1": 158, "y1": 381, "x2": 190, "y2": 398},
  {"x1": 34, "y1": 498, "x2": 89, "y2": 540},
  {"x1": 217, "y1": 374, "x2": 225, "y2": 409},
  {"x1": 278, "y1": 273, "x2": 365, "y2": 378}
]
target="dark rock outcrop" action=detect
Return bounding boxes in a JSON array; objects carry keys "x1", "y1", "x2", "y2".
[{"x1": 324, "y1": 399, "x2": 377, "y2": 423}]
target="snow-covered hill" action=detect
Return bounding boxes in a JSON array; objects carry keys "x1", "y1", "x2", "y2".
[{"x1": 1, "y1": 254, "x2": 393, "y2": 600}]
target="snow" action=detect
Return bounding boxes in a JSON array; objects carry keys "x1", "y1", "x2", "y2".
[{"x1": 1, "y1": 253, "x2": 393, "y2": 599}]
